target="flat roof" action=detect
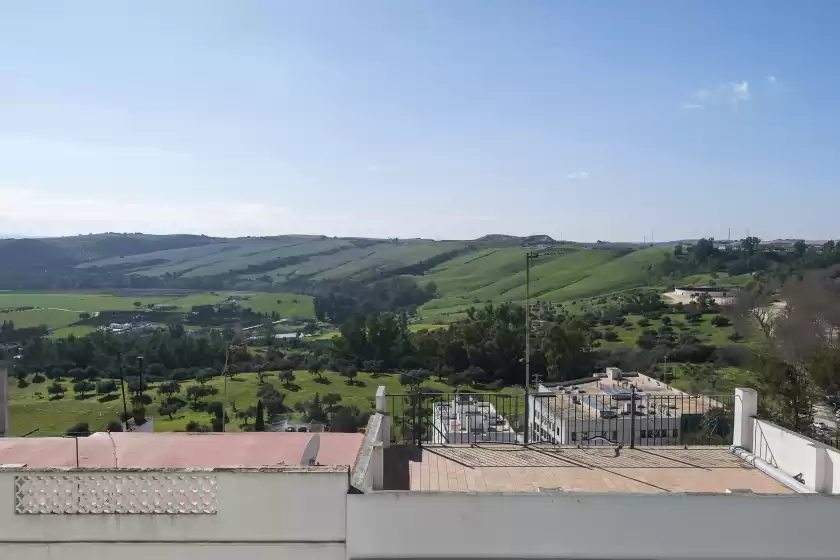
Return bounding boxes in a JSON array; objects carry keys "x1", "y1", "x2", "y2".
[
  {"x1": 402, "y1": 445, "x2": 792, "y2": 494},
  {"x1": 0, "y1": 432, "x2": 364, "y2": 470},
  {"x1": 540, "y1": 375, "x2": 721, "y2": 418}
]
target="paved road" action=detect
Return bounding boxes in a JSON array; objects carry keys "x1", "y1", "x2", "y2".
[{"x1": 813, "y1": 403, "x2": 837, "y2": 430}]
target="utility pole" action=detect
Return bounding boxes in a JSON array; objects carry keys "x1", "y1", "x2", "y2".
[{"x1": 117, "y1": 352, "x2": 129, "y2": 430}]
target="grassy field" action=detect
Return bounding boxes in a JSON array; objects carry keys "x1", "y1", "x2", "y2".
[
  {"x1": 596, "y1": 311, "x2": 741, "y2": 350},
  {"x1": 416, "y1": 246, "x2": 671, "y2": 320},
  {"x1": 6, "y1": 370, "x2": 516, "y2": 436},
  {"x1": 0, "y1": 290, "x2": 316, "y2": 334}
]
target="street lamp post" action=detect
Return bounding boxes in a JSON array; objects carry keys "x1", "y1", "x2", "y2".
[{"x1": 524, "y1": 251, "x2": 563, "y2": 391}]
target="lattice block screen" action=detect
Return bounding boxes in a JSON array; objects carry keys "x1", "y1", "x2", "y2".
[{"x1": 14, "y1": 474, "x2": 218, "y2": 514}]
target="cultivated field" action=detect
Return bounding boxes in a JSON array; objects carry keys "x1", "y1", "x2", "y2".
[{"x1": 0, "y1": 291, "x2": 315, "y2": 334}]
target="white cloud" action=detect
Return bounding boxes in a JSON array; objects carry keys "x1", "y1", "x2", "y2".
[
  {"x1": 767, "y1": 75, "x2": 777, "y2": 84},
  {"x1": 565, "y1": 171, "x2": 589, "y2": 181},
  {"x1": 730, "y1": 80, "x2": 749, "y2": 103},
  {"x1": 0, "y1": 186, "x2": 291, "y2": 237},
  {"x1": 683, "y1": 79, "x2": 750, "y2": 109}
]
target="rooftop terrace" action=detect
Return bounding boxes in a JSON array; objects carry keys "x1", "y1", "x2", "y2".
[{"x1": 397, "y1": 445, "x2": 792, "y2": 494}]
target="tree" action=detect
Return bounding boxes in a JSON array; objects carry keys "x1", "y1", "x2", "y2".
[
  {"x1": 159, "y1": 402, "x2": 179, "y2": 420},
  {"x1": 307, "y1": 357, "x2": 323, "y2": 379},
  {"x1": 133, "y1": 301, "x2": 142, "y2": 307},
  {"x1": 323, "y1": 392, "x2": 342, "y2": 413},
  {"x1": 96, "y1": 379, "x2": 117, "y2": 396},
  {"x1": 305, "y1": 393, "x2": 328, "y2": 423},
  {"x1": 47, "y1": 382, "x2": 66, "y2": 398},
  {"x1": 196, "y1": 369, "x2": 215, "y2": 385},
  {"x1": 342, "y1": 366, "x2": 358, "y2": 385},
  {"x1": 186, "y1": 384, "x2": 215, "y2": 405},
  {"x1": 255, "y1": 400, "x2": 265, "y2": 431},
  {"x1": 206, "y1": 401, "x2": 225, "y2": 419},
  {"x1": 157, "y1": 380, "x2": 181, "y2": 402},
  {"x1": 66, "y1": 422, "x2": 91, "y2": 437},
  {"x1": 331, "y1": 405, "x2": 368, "y2": 433},
  {"x1": 793, "y1": 239, "x2": 808, "y2": 259},
  {"x1": 279, "y1": 369, "x2": 296, "y2": 388},
  {"x1": 68, "y1": 367, "x2": 86, "y2": 381}
]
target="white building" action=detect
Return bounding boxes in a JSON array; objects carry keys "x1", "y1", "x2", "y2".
[
  {"x1": 1, "y1": 366, "x2": 840, "y2": 560},
  {"x1": 529, "y1": 367, "x2": 725, "y2": 446}
]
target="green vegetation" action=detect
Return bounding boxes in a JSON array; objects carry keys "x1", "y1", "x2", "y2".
[{"x1": 6, "y1": 369, "x2": 507, "y2": 436}]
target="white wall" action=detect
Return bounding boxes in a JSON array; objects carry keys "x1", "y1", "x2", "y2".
[
  {"x1": 753, "y1": 419, "x2": 840, "y2": 493},
  {"x1": 0, "y1": 469, "x2": 348, "y2": 544},
  {"x1": 347, "y1": 492, "x2": 840, "y2": 560},
  {"x1": 3, "y1": 543, "x2": 344, "y2": 560}
]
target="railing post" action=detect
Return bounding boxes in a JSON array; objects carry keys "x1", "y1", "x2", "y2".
[
  {"x1": 524, "y1": 389, "x2": 530, "y2": 445},
  {"x1": 733, "y1": 388, "x2": 758, "y2": 451},
  {"x1": 629, "y1": 387, "x2": 636, "y2": 449},
  {"x1": 375, "y1": 385, "x2": 390, "y2": 448}
]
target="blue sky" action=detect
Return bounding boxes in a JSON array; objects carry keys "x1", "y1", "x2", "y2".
[{"x1": 1, "y1": 1, "x2": 838, "y2": 241}]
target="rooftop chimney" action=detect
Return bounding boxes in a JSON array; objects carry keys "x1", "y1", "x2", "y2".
[{"x1": 0, "y1": 366, "x2": 8, "y2": 437}]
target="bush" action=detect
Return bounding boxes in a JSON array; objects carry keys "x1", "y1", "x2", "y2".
[
  {"x1": 637, "y1": 318, "x2": 651, "y2": 328},
  {"x1": 711, "y1": 315, "x2": 732, "y2": 327},
  {"x1": 661, "y1": 316, "x2": 672, "y2": 325},
  {"x1": 106, "y1": 420, "x2": 123, "y2": 432},
  {"x1": 603, "y1": 330, "x2": 620, "y2": 342},
  {"x1": 66, "y1": 422, "x2": 91, "y2": 437},
  {"x1": 728, "y1": 332, "x2": 745, "y2": 342},
  {"x1": 185, "y1": 421, "x2": 209, "y2": 433},
  {"x1": 31, "y1": 373, "x2": 45, "y2": 384},
  {"x1": 17, "y1": 378, "x2": 29, "y2": 388}
]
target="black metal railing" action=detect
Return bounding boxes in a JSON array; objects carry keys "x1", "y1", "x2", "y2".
[
  {"x1": 387, "y1": 389, "x2": 734, "y2": 447},
  {"x1": 387, "y1": 392, "x2": 524, "y2": 445},
  {"x1": 529, "y1": 390, "x2": 735, "y2": 447}
]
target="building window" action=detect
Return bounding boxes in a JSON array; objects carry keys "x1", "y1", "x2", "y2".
[
  {"x1": 673, "y1": 429, "x2": 678, "y2": 438},
  {"x1": 571, "y1": 432, "x2": 577, "y2": 442},
  {"x1": 581, "y1": 432, "x2": 588, "y2": 440},
  {"x1": 612, "y1": 431, "x2": 617, "y2": 440},
  {"x1": 556, "y1": 427, "x2": 560, "y2": 435},
  {"x1": 640, "y1": 430, "x2": 647, "y2": 438}
]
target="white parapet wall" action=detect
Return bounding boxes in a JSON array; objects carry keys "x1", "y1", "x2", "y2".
[
  {"x1": 752, "y1": 419, "x2": 840, "y2": 494},
  {"x1": 347, "y1": 492, "x2": 840, "y2": 560},
  {"x1": 0, "y1": 468, "x2": 349, "y2": 560}
]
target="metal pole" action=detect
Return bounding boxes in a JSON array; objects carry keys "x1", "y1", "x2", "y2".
[
  {"x1": 630, "y1": 386, "x2": 636, "y2": 449},
  {"x1": 524, "y1": 253, "x2": 531, "y2": 445},
  {"x1": 525, "y1": 253, "x2": 531, "y2": 390},
  {"x1": 223, "y1": 344, "x2": 230, "y2": 433},
  {"x1": 117, "y1": 352, "x2": 129, "y2": 430}
]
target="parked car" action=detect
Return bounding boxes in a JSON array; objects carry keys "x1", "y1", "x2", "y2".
[{"x1": 813, "y1": 421, "x2": 829, "y2": 431}]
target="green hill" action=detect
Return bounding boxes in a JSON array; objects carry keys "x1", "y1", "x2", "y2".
[{"x1": 0, "y1": 233, "x2": 676, "y2": 321}]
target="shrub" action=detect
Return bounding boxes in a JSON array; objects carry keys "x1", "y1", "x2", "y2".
[
  {"x1": 661, "y1": 316, "x2": 672, "y2": 325},
  {"x1": 728, "y1": 332, "x2": 745, "y2": 342},
  {"x1": 17, "y1": 378, "x2": 29, "y2": 388},
  {"x1": 637, "y1": 318, "x2": 651, "y2": 327},
  {"x1": 66, "y1": 422, "x2": 91, "y2": 437},
  {"x1": 106, "y1": 420, "x2": 123, "y2": 432},
  {"x1": 31, "y1": 373, "x2": 45, "y2": 384},
  {"x1": 185, "y1": 421, "x2": 209, "y2": 432},
  {"x1": 603, "y1": 330, "x2": 620, "y2": 342},
  {"x1": 711, "y1": 315, "x2": 732, "y2": 327}
]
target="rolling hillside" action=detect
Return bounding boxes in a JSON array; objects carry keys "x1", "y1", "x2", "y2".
[
  {"x1": 416, "y1": 246, "x2": 671, "y2": 319},
  {"x1": 0, "y1": 233, "x2": 677, "y2": 321}
]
